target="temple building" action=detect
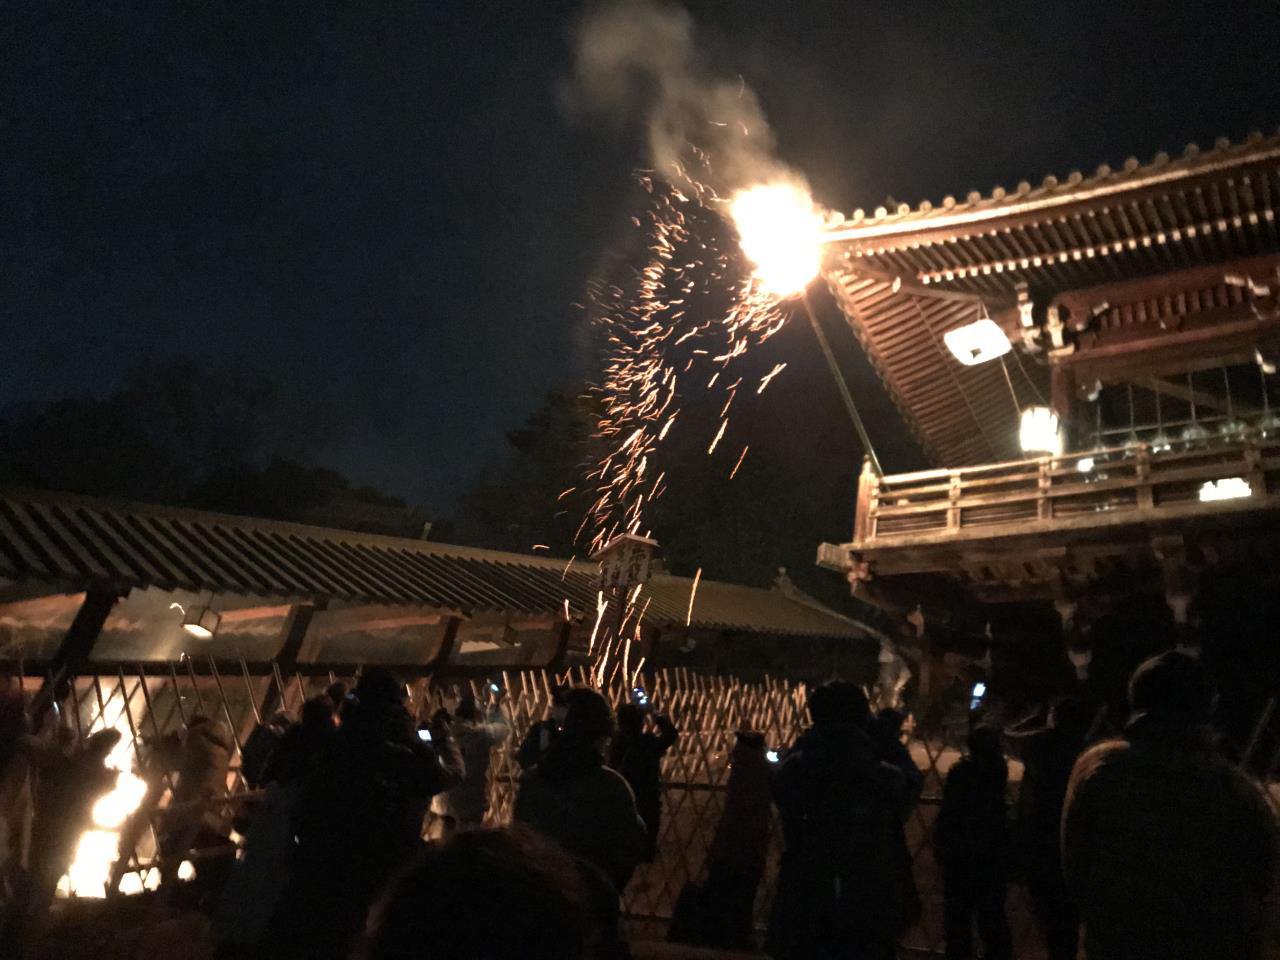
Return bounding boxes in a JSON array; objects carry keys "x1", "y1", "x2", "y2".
[{"x1": 818, "y1": 131, "x2": 1280, "y2": 724}]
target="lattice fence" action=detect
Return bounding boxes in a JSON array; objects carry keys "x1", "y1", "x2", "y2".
[{"x1": 16, "y1": 661, "x2": 1278, "y2": 956}]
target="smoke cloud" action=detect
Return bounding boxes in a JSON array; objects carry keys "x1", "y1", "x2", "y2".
[{"x1": 564, "y1": 0, "x2": 792, "y2": 196}]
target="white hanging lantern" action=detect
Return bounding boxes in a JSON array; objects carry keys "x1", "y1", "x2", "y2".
[
  {"x1": 1019, "y1": 405, "x2": 1062, "y2": 456},
  {"x1": 943, "y1": 318, "x2": 1011, "y2": 366}
]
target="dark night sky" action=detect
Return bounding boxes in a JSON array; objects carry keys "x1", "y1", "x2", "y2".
[{"x1": 6, "y1": 0, "x2": 1279, "y2": 514}]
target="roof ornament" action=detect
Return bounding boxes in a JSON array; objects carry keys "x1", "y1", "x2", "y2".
[{"x1": 1045, "y1": 305, "x2": 1067, "y2": 350}]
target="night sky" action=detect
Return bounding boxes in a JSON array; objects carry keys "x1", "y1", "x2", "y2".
[{"x1": 7, "y1": 1, "x2": 1279, "y2": 514}]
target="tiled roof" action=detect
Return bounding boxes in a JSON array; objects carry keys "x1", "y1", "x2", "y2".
[
  {"x1": 0, "y1": 487, "x2": 870, "y2": 641},
  {"x1": 826, "y1": 129, "x2": 1280, "y2": 249}
]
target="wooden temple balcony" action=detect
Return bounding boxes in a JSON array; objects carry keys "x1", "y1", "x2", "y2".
[{"x1": 821, "y1": 430, "x2": 1280, "y2": 601}]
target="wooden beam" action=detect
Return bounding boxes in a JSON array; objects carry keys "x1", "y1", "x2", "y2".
[
  {"x1": 547, "y1": 619, "x2": 573, "y2": 672},
  {"x1": 1052, "y1": 253, "x2": 1280, "y2": 320},
  {"x1": 425, "y1": 616, "x2": 462, "y2": 674},
  {"x1": 259, "y1": 602, "x2": 323, "y2": 717},
  {"x1": 1135, "y1": 376, "x2": 1259, "y2": 418},
  {"x1": 1059, "y1": 314, "x2": 1280, "y2": 385},
  {"x1": 35, "y1": 581, "x2": 124, "y2": 720}
]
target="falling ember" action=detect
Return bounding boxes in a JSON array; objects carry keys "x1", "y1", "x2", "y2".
[
  {"x1": 707, "y1": 419, "x2": 728, "y2": 455},
  {"x1": 686, "y1": 567, "x2": 702, "y2": 626},
  {"x1": 729, "y1": 445, "x2": 749, "y2": 479},
  {"x1": 728, "y1": 181, "x2": 824, "y2": 299},
  {"x1": 758, "y1": 362, "x2": 787, "y2": 394}
]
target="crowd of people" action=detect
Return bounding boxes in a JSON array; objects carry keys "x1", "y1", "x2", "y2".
[{"x1": 0, "y1": 648, "x2": 1275, "y2": 960}]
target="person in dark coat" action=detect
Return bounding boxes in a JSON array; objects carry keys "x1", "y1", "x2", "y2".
[
  {"x1": 1005, "y1": 696, "x2": 1090, "y2": 960},
  {"x1": 869, "y1": 707, "x2": 923, "y2": 928},
  {"x1": 670, "y1": 729, "x2": 772, "y2": 950},
  {"x1": 516, "y1": 684, "x2": 570, "y2": 770},
  {"x1": 934, "y1": 726, "x2": 1012, "y2": 960},
  {"x1": 270, "y1": 668, "x2": 463, "y2": 960},
  {"x1": 608, "y1": 702, "x2": 677, "y2": 859},
  {"x1": 514, "y1": 687, "x2": 647, "y2": 893},
  {"x1": 768, "y1": 682, "x2": 911, "y2": 960},
  {"x1": 1063, "y1": 650, "x2": 1279, "y2": 960},
  {"x1": 214, "y1": 696, "x2": 338, "y2": 956},
  {"x1": 239, "y1": 710, "x2": 291, "y2": 790}
]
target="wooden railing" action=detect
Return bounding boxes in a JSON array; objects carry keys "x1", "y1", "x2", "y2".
[{"x1": 852, "y1": 431, "x2": 1280, "y2": 546}]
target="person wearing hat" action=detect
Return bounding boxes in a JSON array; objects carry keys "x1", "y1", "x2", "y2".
[
  {"x1": 1063, "y1": 650, "x2": 1279, "y2": 960},
  {"x1": 514, "y1": 687, "x2": 647, "y2": 892},
  {"x1": 516, "y1": 684, "x2": 571, "y2": 771}
]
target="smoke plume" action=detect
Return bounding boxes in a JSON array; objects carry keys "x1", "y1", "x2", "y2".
[{"x1": 564, "y1": 0, "x2": 792, "y2": 197}]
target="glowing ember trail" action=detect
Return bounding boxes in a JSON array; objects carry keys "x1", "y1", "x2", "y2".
[
  {"x1": 686, "y1": 567, "x2": 702, "y2": 626},
  {"x1": 577, "y1": 167, "x2": 830, "y2": 675}
]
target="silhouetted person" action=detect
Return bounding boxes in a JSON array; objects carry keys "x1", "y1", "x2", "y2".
[
  {"x1": 215, "y1": 696, "x2": 337, "y2": 956},
  {"x1": 365, "y1": 825, "x2": 625, "y2": 960},
  {"x1": 1063, "y1": 650, "x2": 1280, "y2": 960},
  {"x1": 1006, "y1": 696, "x2": 1090, "y2": 960},
  {"x1": 670, "y1": 729, "x2": 772, "y2": 950},
  {"x1": 870, "y1": 707, "x2": 923, "y2": 927},
  {"x1": 516, "y1": 684, "x2": 570, "y2": 770},
  {"x1": 260, "y1": 695, "x2": 337, "y2": 788},
  {"x1": 608, "y1": 701, "x2": 676, "y2": 859},
  {"x1": 271, "y1": 668, "x2": 463, "y2": 960},
  {"x1": 431, "y1": 692, "x2": 510, "y2": 835},
  {"x1": 239, "y1": 710, "x2": 291, "y2": 790},
  {"x1": 768, "y1": 681, "x2": 911, "y2": 960},
  {"x1": 514, "y1": 687, "x2": 647, "y2": 892},
  {"x1": 0, "y1": 686, "x2": 33, "y2": 906},
  {"x1": 935, "y1": 726, "x2": 1011, "y2": 960}
]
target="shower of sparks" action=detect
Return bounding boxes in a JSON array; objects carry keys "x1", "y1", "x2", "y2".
[
  {"x1": 685, "y1": 567, "x2": 702, "y2": 626},
  {"x1": 578, "y1": 165, "x2": 826, "y2": 678}
]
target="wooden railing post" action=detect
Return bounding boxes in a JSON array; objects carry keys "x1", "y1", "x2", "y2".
[
  {"x1": 1136, "y1": 443, "x2": 1154, "y2": 510},
  {"x1": 1037, "y1": 458, "x2": 1053, "y2": 520},
  {"x1": 1245, "y1": 435, "x2": 1265, "y2": 496},
  {"x1": 947, "y1": 471, "x2": 961, "y2": 530},
  {"x1": 853, "y1": 457, "x2": 877, "y2": 542}
]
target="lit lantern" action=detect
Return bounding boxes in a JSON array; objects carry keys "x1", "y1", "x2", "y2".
[
  {"x1": 182, "y1": 604, "x2": 221, "y2": 639},
  {"x1": 1019, "y1": 405, "x2": 1062, "y2": 456},
  {"x1": 1199, "y1": 477, "x2": 1252, "y2": 502},
  {"x1": 943, "y1": 318, "x2": 1011, "y2": 366}
]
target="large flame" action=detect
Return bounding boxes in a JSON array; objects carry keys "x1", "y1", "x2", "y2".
[
  {"x1": 57, "y1": 698, "x2": 183, "y2": 898},
  {"x1": 728, "y1": 181, "x2": 823, "y2": 299}
]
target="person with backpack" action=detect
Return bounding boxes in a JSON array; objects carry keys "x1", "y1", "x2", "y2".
[
  {"x1": 608, "y1": 701, "x2": 677, "y2": 859},
  {"x1": 767, "y1": 682, "x2": 911, "y2": 960}
]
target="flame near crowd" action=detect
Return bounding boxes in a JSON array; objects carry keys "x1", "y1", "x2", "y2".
[{"x1": 565, "y1": 0, "x2": 829, "y2": 674}]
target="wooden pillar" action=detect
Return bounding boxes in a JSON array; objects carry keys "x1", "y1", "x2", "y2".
[
  {"x1": 1051, "y1": 362, "x2": 1075, "y2": 443},
  {"x1": 853, "y1": 457, "x2": 876, "y2": 542},
  {"x1": 425, "y1": 615, "x2": 463, "y2": 675},
  {"x1": 36, "y1": 581, "x2": 124, "y2": 721},
  {"x1": 547, "y1": 619, "x2": 573, "y2": 672},
  {"x1": 259, "y1": 601, "x2": 322, "y2": 718}
]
